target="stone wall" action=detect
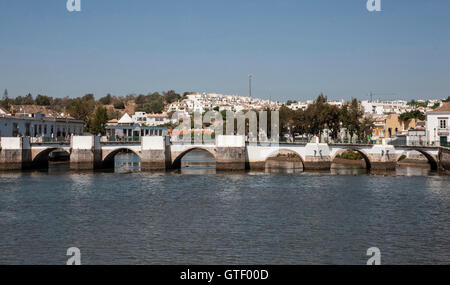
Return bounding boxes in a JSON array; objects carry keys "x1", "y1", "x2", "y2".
[
  {"x1": 216, "y1": 147, "x2": 246, "y2": 171},
  {"x1": 439, "y1": 147, "x2": 450, "y2": 174}
]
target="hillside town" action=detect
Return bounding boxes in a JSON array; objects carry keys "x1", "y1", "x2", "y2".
[{"x1": 0, "y1": 91, "x2": 449, "y2": 147}]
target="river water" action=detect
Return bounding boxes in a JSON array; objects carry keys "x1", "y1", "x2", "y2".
[{"x1": 0, "y1": 151, "x2": 449, "y2": 264}]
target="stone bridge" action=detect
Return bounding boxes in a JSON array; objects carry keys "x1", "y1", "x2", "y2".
[
  {"x1": 247, "y1": 141, "x2": 441, "y2": 171},
  {"x1": 0, "y1": 135, "x2": 448, "y2": 173}
]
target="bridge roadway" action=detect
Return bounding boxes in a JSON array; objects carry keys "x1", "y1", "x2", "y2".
[{"x1": 0, "y1": 135, "x2": 447, "y2": 172}]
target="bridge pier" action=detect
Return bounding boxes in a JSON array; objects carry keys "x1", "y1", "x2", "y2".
[
  {"x1": 140, "y1": 136, "x2": 168, "y2": 171},
  {"x1": 0, "y1": 137, "x2": 32, "y2": 170},
  {"x1": 302, "y1": 143, "x2": 332, "y2": 170},
  {"x1": 215, "y1": 136, "x2": 246, "y2": 171},
  {"x1": 70, "y1": 136, "x2": 102, "y2": 170},
  {"x1": 366, "y1": 144, "x2": 398, "y2": 170}
]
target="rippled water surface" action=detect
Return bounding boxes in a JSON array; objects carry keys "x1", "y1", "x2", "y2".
[{"x1": 0, "y1": 152, "x2": 449, "y2": 264}]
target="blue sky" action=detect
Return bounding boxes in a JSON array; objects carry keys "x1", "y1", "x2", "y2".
[{"x1": 0, "y1": 0, "x2": 449, "y2": 101}]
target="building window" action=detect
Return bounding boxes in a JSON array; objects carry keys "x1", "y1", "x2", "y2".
[
  {"x1": 13, "y1": 123, "x2": 19, "y2": 137},
  {"x1": 25, "y1": 123, "x2": 31, "y2": 136},
  {"x1": 440, "y1": 120, "x2": 447, "y2": 129}
]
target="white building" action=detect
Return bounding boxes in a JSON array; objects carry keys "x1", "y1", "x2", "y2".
[
  {"x1": 327, "y1": 99, "x2": 345, "y2": 108},
  {"x1": 131, "y1": 112, "x2": 147, "y2": 125},
  {"x1": 106, "y1": 113, "x2": 168, "y2": 140},
  {"x1": 146, "y1": 113, "x2": 172, "y2": 126},
  {"x1": 0, "y1": 113, "x2": 84, "y2": 138},
  {"x1": 286, "y1": 99, "x2": 344, "y2": 111},
  {"x1": 361, "y1": 100, "x2": 410, "y2": 115},
  {"x1": 287, "y1": 101, "x2": 310, "y2": 111},
  {"x1": 168, "y1": 92, "x2": 281, "y2": 114},
  {"x1": 129, "y1": 112, "x2": 172, "y2": 126},
  {"x1": 426, "y1": 102, "x2": 450, "y2": 146}
]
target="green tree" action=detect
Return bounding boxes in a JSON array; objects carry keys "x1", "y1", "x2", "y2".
[
  {"x1": 279, "y1": 105, "x2": 294, "y2": 136},
  {"x1": 163, "y1": 90, "x2": 181, "y2": 104},
  {"x1": 341, "y1": 98, "x2": 363, "y2": 141},
  {"x1": 325, "y1": 104, "x2": 342, "y2": 140},
  {"x1": 90, "y1": 106, "x2": 108, "y2": 135},
  {"x1": 304, "y1": 94, "x2": 329, "y2": 136},
  {"x1": 358, "y1": 116, "x2": 374, "y2": 143},
  {"x1": 99, "y1": 94, "x2": 113, "y2": 105},
  {"x1": 35, "y1": 94, "x2": 53, "y2": 106},
  {"x1": 135, "y1": 94, "x2": 147, "y2": 105},
  {"x1": 66, "y1": 95, "x2": 96, "y2": 130},
  {"x1": 291, "y1": 108, "x2": 306, "y2": 136},
  {"x1": 399, "y1": 110, "x2": 425, "y2": 122},
  {"x1": 113, "y1": 101, "x2": 125, "y2": 109},
  {"x1": 1, "y1": 89, "x2": 11, "y2": 111},
  {"x1": 24, "y1": 93, "x2": 34, "y2": 105},
  {"x1": 13, "y1": 93, "x2": 34, "y2": 105}
]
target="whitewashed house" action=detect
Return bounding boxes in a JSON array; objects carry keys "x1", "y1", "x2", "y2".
[{"x1": 426, "y1": 102, "x2": 450, "y2": 146}]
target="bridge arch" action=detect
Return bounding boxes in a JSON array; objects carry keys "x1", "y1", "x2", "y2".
[
  {"x1": 171, "y1": 147, "x2": 216, "y2": 169},
  {"x1": 263, "y1": 148, "x2": 305, "y2": 162},
  {"x1": 264, "y1": 148, "x2": 305, "y2": 171},
  {"x1": 32, "y1": 147, "x2": 71, "y2": 168},
  {"x1": 331, "y1": 148, "x2": 372, "y2": 170},
  {"x1": 397, "y1": 149, "x2": 438, "y2": 171},
  {"x1": 102, "y1": 148, "x2": 142, "y2": 169}
]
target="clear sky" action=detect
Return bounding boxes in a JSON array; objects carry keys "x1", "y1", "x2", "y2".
[{"x1": 1, "y1": 0, "x2": 449, "y2": 102}]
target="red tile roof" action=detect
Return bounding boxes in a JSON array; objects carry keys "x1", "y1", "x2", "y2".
[{"x1": 431, "y1": 102, "x2": 450, "y2": 112}]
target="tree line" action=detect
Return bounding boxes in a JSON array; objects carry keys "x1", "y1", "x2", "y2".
[{"x1": 279, "y1": 94, "x2": 374, "y2": 142}]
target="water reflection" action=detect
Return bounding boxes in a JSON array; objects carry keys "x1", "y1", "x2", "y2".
[
  {"x1": 395, "y1": 166, "x2": 435, "y2": 177},
  {"x1": 47, "y1": 162, "x2": 70, "y2": 174},
  {"x1": 179, "y1": 150, "x2": 216, "y2": 174},
  {"x1": 331, "y1": 163, "x2": 368, "y2": 175},
  {"x1": 265, "y1": 159, "x2": 303, "y2": 174},
  {"x1": 115, "y1": 153, "x2": 141, "y2": 173}
]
